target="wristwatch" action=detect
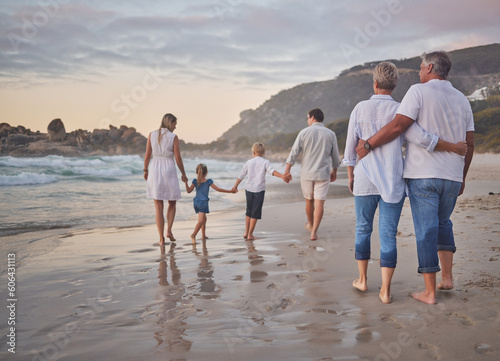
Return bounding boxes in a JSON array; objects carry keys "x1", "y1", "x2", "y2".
[{"x1": 364, "y1": 141, "x2": 372, "y2": 150}]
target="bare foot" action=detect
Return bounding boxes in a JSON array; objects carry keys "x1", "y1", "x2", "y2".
[
  {"x1": 201, "y1": 236, "x2": 208, "y2": 241},
  {"x1": 379, "y1": 293, "x2": 392, "y2": 304},
  {"x1": 305, "y1": 223, "x2": 312, "y2": 231},
  {"x1": 353, "y1": 278, "x2": 367, "y2": 291},
  {"x1": 243, "y1": 234, "x2": 248, "y2": 238},
  {"x1": 310, "y1": 233, "x2": 318, "y2": 241},
  {"x1": 166, "y1": 233, "x2": 176, "y2": 242},
  {"x1": 247, "y1": 235, "x2": 256, "y2": 240},
  {"x1": 437, "y1": 281, "x2": 454, "y2": 290},
  {"x1": 190, "y1": 234, "x2": 196, "y2": 244},
  {"x1": 158, "y1": 237, "x2": 165, "y2": 246},
  {"x1": 411, "y1": 291, "x2": 436, "y2": 305}
]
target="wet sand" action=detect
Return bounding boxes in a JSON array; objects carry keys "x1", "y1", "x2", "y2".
[{"x1": 1, "y1": 154, "x2": 499, "y2": 361}]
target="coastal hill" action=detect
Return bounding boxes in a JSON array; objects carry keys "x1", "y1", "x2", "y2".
[
  {"x1": 2, "y1": 43, "x2": 499, "y2": 158},
  {"x1": 186, "y1": 43, "x2": 499, "y2": 157}
]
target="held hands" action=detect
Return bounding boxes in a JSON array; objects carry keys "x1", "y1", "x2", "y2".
[
  {"x1": 231, "y1": 187, "x2": 238, "y2": 194},
  {"x1": 283, "y1": 172, "x2": 292, "y2": 184},
  {"x1": 356, "y1": 139, "x2": 370, "y2": 159},
  {"x1": 348, "y1": 179, "x2": 354, "y2": 194},
  {"x1": 454, "y1": 141, "x2": 468, "y2": 156},
  {"x1": 330, "y1": 169, "x2": 337, "y2": 182},
  {"x1": 181, "y1": 174, "x2": 188, "y2": 183}
]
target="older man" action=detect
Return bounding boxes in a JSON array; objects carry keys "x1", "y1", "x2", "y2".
[
  {"x1": 356, "y1": 51, "x2": 475, "y2": 304},
  {"x1": 284, "y1": 108, "x2": 341, "y2": 240}
]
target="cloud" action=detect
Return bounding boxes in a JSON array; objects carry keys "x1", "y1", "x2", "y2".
[{"x1": 0, "y1": 0, "x2": 499, "y2": 89}]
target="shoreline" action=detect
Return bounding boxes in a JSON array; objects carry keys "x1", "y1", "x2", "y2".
[{"x1": 0, "y1": 154, "x2": 499, "y2": 360}]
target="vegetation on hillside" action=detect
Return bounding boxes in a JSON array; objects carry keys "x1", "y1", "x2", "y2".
[{"x1": 471, "y1": 87, "x2": 500, "y2": 153}]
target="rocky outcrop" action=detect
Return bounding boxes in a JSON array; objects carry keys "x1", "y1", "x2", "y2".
[
  {"x1": 47, "y1": 118, "x2": 66, "y2": 141},
  {"x1": 0, "y1": 120, "x2": 147, "y2": 157}
]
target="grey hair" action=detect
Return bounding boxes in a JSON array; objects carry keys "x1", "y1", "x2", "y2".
[
  {"x1": 421, "y1": 51, "x2": 452, "y2": 78},
  {"x1": 373, "y1": 62, "x2": 398, "y2": 90}
]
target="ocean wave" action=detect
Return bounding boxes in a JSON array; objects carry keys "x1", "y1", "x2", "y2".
[
  {"x1": 0, "y1": 172, "x2": 59, "y2": 186},
  {"x1": 0, "y1": 155, "x2": 143, "y2": 182},
  {"x1": 0, "y1": 222, "x2": 72, "y2": 237},
  {"x1": 0, "y1": 155, "x2": 104, "y2": 168},
  {"x1": 63, "y1": 167, "x2": 134, "y2": 178},
  {"x1": 0, "y1": 154, "x2": 144, "y2": 169}
]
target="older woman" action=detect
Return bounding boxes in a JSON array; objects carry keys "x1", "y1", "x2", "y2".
[
  {"x1": 343, "y1": 62, "x2": 465, "y2": 303},
  {"x1": 144, "y1": 113, "x2": 188, "y2": 245}
]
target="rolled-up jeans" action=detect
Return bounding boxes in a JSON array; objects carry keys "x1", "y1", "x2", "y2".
[
  {"x1": 407, "y1": 178, "x2": 461, "y2": 274},
  {"x1": 354, "y1": 195, "x2": 405, "y2": 268}
]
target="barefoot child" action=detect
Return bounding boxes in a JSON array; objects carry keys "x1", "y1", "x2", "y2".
[
  {"x1": 185, "y1": 164, "x2": 234, "y2": 243},
  {"x1": 232, "y1": 142, "x2": 290, "y2": 240}
]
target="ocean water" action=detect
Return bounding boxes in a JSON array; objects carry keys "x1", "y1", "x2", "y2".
[
  {"x1": 0, "y1": 154, "x2": 348, "y2": 272},
  {"x1": 0, "y1": 155, "x2": 249, "y2": 237}
]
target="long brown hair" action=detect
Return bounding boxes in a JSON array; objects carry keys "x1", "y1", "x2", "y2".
[
  {"x1": 158, "y1": 113, "x2": 177, "y2": 145},
  {"x1": 195, "y1": 163, "x2": 208, "y2": 188}
]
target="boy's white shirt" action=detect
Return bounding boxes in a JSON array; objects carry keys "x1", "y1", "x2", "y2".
[{"x1": 237, "y1": 156, "x2": 276, "y2": 193}]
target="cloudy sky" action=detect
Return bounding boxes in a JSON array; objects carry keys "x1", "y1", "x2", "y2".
[{"x1": 1, "y1": 0, "x2": 499, "y2": 143}]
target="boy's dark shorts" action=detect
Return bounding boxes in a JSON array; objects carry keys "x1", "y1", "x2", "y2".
[
  {"x1": 193, "y1": 199, "x2": 209, "y2": 214},
  {"x1": 245, "y1": 190, "x2": 265, "y2": 219}
]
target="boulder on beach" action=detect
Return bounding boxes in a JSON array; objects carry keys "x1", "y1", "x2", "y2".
[{"x1": 47, "y1": 119, "x2": 66, "y2": 141}]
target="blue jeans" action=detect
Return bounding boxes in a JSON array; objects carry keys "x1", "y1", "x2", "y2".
[
  {"x1": 354, "y1": 195, "x2": 405, "y2": 268},
  {"x1": 407, "y1": 178, "x2": 461, "y2": 274}
]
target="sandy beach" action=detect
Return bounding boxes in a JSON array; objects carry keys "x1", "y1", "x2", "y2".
[{"x1": 1, "y1": 154, "x2": 499, "y2": 361}]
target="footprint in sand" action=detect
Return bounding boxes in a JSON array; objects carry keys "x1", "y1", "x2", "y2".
[
  {"x1": 418, "y1": 342, "x2": 440, "y2": 360},
  {"x1": 296, "y1": 273, "x2": 309, "y2": 281},
  {"x1": 447, "y1": 312, "x2": 474, "y2": 326},
  {"x1": 380, "y1": 313, "x2": 405, "y2": 329}
]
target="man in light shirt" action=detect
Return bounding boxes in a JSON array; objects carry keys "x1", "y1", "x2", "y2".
[
  {"x1": 344, "y1": 61, "x2": 467, "y2": 304},
  {"x1": 356, "y1": 51, "x2": 475, "y2": 304},
  {"x1": 284, "y1": 108, "x2": 341, "y2": 240}
]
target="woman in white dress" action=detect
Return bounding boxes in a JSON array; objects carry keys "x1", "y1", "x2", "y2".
[{"x1": 144, "y1": 113, "x2": 188, "y2": 245}]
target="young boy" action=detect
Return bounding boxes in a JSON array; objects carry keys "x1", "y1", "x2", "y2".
[{"x1": 232, "y1": 142, "x2": 290, "y2": 240}]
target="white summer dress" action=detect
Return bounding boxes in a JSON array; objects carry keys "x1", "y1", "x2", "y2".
[{"x1": 146, "y1": 128, "x2": 181, "y2": 200}]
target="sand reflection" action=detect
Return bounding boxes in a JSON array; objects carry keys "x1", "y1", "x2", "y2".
[
  {"x1": 154, "y1": 243, "x2": 192, "y2": 353},
  {"x1": 246, "y1": 240, "x2": 268, "y2": 282},
  {"x1": 192, "y1": 239, "x2": 220, "y2": 299}
]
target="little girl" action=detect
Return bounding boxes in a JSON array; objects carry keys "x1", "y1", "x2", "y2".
[{"x1": 185, "y1": 163, "x2": 235, "y2": 243}]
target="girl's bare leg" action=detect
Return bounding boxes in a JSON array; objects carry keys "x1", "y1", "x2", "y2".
[
  {"x1": 201, "y1": 214, "x2": 208, "y2": 240},
  {"x1": 154, "y1": 200, "x2": 165, "y2": 245},
  {"x1": 191, "y1": 212, "x2": 206, "y2": 244},
  {"x1": 166, "y1": 200, "x2": 176, "y2": 242}
]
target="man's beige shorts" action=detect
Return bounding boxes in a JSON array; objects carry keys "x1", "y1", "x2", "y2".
[{"x1": 300, "y1": 179, "x2": 330, "y2": 201}]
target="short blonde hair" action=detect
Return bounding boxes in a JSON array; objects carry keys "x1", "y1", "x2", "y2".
[
  {"x1": 252, "y1": 142, "x2": 265, "y2": 156},
  {"x1": 373, "y1": 62, "x2": 398, "y2": 90}
]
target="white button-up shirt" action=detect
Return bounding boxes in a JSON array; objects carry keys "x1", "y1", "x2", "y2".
[
  {"x1": 286, "y1": 122, "x2": 341, "y2": 181},
  {"x1": 343, "y1": 95, "x2": 439, "y2": 203}
]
